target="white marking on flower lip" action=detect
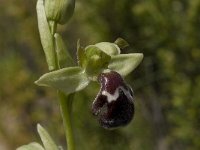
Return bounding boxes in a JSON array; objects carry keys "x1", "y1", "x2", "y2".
[
  {"x1": 102, "y1": 86, "x2": 133, "y2": 103},
  {"x1": 102, "y1": 89, "x2": 119, "y2": 103}
]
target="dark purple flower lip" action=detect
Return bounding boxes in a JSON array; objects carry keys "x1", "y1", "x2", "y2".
[{"x1": 92, "y1": 71, "x2": 134, "y2": 129}]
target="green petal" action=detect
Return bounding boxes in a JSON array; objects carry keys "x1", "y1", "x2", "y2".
[
  {"x1": 17, "y1": 142, "x2": 44, "y2": 150},
  {"x1": 95, "y1": 42, "x2": 120, "y2": 55},
  {"x1": 108, "y1": 53, "x2": 143, "y2": 76},
  {"x1": 114, "y1": 38, "x2": 129, "y2": 49},
  {"x1": 37, "y1": 124, "x2": 59, "y2": 150},
  {"x1": 36, "y1": 0, "x2": 56, "y2": 70},
  {"x1": 35, "y1": 67, "x2": 89, "y2": 94}
]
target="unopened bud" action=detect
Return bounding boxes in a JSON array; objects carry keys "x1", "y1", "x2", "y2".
[{"x1": 45, "y1": 0, "x2": 75, "y2": 24}]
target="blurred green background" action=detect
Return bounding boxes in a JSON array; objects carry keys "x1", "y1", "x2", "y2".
[{"x1": 0, "y1": 0, "x2": 200, "y2": 150}]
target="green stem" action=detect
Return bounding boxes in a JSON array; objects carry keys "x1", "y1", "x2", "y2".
[
  {"x1": 48, "y1": 20, "x2": 75, "y2": 150},
  {"x1": 49, "y1": 20, "x2": 57, "y2": 35},
  {"x1": 49, "y1": 21, "x2": 59, "y2": 70},
  {"x1": 58, "y1": 91, "x2": 75, "y2": 150}
]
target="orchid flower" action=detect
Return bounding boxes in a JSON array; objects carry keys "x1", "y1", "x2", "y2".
[{"x1": 35, "y1": 38, "x2": 143, "y2": 128}]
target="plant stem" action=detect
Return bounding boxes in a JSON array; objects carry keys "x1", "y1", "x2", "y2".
[
  {"x1": 48, "y1": 20, "x2": 75, "y2": 150},
  {"x1": 49, "y1": 21, "x2": 57, "y2": 35},
  {"x1": 58, "y1": 91, "x2": 75, "y2": 150}
]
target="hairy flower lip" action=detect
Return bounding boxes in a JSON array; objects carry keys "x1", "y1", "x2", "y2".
[
  {"x1": 99, "y1": 71, "x2": 126, "y2": 94},
  {"x1": 92, "y1": 71, "x2": 134, "y2": 129}
]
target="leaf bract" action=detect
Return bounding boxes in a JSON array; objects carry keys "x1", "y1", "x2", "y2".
[{"x1": 35, "y1": 67, "x2": 90, "y2": 94}]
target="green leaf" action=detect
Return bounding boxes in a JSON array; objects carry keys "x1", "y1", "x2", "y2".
[
  {"x1": 95, "y1": 42, "x2": 120, "y2": 55},
  {"x1": 54, "y1": 33, "x2": 75, "y2": 68},
  {"x1": 17, "y1": 142, "x2": 44, "y2": 150},
  {"x1": 84, "y1": 45, "x2": 111, "y2": 79},
  {"x1": 108, "y1": 53, "x2": 143, "y2": 77},
  {"x1": 37, "y1": 124, "x2": 59, "y2": 150},
  {"x1": 36, "y1": 0, "x2": 57, "y2": 71},
  {"x1": 76, "y1": 39, "x2": 85, "y2": 67},
  {"x1": 114, "y1": 38, "x2": 129, "y2": 49},
  {"x1": 35, "y1": 67, "x2": 90, "y2": 94}
]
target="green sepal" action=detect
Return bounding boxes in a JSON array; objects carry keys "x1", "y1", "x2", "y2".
[
  {"x1": 35, "y1": 67, "x2": 90, "y2": 94},
  {"x1": 84, "y1": 45, "x2": 111, "y2": 79},
  {"x1": 37, "y1": 124, "x2": 59, "y2": 150},
  {"x1": 95, "y1": 42, "x2": 120, "y2": 55},
  {"x1": 54, "y1": 33, "x2": 75, "y2": 68},
  {"x1": 16, "y1": 142, "x2": 44, "y2": 150},
  {"x1": 36, "y1": 0, "x2": 57, "y2": 71},
  {"x1": 114, "y1": 38, "x2": 129, "y2": 49},
  {"x1": 108, "y1": 53, "x2": 143, "y2": 77},
  {"x1": 45, "y1": 0, "x2": 75, "y2": 24}
]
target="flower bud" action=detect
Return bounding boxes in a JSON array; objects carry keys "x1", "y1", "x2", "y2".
[
  {"x1": 92, "y1": 71, "x2": 134, "y2": 129},
  {"x1": 45, "y1": 0, "x2": 75, "y2": 24}
]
